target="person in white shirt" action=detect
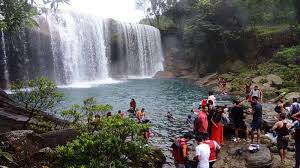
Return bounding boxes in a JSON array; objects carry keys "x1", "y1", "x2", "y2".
[
  {"x1": 250, "y1": 86, "x2": 262, "y2": 102},
  {"x1": 207, "y1": 91, "x2": 216, "y2": 106},
  {"x1": 195, "y1": 135, "x2": 210, "y2": 168}
]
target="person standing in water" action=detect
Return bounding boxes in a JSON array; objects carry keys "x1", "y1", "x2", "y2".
[
  {"x1": 130, "y1": 99, "x2": 136, "y2": 111},
  {"x1": 137, "y1": 108, "x2": 145, "y2": 123}
]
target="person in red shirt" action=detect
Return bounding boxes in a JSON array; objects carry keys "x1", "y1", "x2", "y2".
[
  {"x1": 194, "y1": 105, "x2": 209, "y2": 139},
  {"x1": 130, "y1": 99, "x2": 136, "y2": 111},
  {"x1": 203, "y1": 134, "x2": 221, "y2": 168}
]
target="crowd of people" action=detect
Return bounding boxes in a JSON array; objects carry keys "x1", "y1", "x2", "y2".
[
  {"x1": 172, "y1": 88, "x2": 300, "y2": 168},
  {"x1": 90, "y1": 88, "x2": 300, "y2": 168}
]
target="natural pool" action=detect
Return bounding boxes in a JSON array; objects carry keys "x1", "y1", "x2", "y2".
[{"x1": 59, "y1": 78, "x2": 231, "y2": 166}]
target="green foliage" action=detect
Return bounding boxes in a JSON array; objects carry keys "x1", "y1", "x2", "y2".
[
  {"x1": 53, "y1": 116, "x2": 152, "y2": 168},
  {"x1": 0, "y1": 0, "x2": 69, "y2": 32},
  {"x1": 274, "y1": 45, "x2": 300, "y2": 65},
  {"x1": 61, "y1": 97, "x2": 112, "y2": 131},
  {"x1": 0, "y1": 0, "x2": 38, "y2": 32},
  {"x1": 0, "y1": 148, "x2": 13, "y2": 163},
  {"x1": 10, "y1": 77, "x2": 63, "y2": 129}
]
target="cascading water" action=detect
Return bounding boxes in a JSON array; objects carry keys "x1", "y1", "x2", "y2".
[
  {"x1": 0, "y1": 10, "x2": 164, "y2": 88},
  {"x1": 46, "y1": 11, "x2": 109, "y2": 84},
  {"x1": 117, "y1": 23, "x2": 164, "y2": 77},
  {"x1": 1, "y1": 31, "x2": 9, "y2": 88}
]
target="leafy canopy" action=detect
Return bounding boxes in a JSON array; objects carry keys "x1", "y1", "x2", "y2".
[
  {"x1": 0, "y1": 0, "x2": 70, "y2": 32},
  {"x1": 53, "y1": 116, "x2": 152, "y2": 168},
  {"x1": 10, "y1": 77, "x2": 63, "y2": 128}
]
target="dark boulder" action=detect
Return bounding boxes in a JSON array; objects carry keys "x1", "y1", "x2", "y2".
[
  {"x1": 244, "y1": 145, "x2": 272, "y2": 168},
  {"x1": 0, "y1": 90, "x2": 68, "y2": 133},
  {"x1": 40, "y1": 128, "x2": 79, "y2": 148}
]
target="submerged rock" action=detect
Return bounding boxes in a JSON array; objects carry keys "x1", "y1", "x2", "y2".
[{"x1": 154, "y1": 71, "x2": 175, "y2": 79}]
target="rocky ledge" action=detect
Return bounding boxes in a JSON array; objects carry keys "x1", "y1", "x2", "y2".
[{"x1": 0, "y1": 90, "x2": 67, "y2": 133}]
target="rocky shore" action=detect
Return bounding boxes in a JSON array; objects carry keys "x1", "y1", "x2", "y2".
[{"x1": 155, "y1": 71, "x2": 299, "y2": 168}]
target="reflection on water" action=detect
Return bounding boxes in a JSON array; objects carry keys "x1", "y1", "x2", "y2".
[{"x1": 59, "y1": 78, "x2": 231, "y2": 166}]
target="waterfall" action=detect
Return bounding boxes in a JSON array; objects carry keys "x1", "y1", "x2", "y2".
[
  {"x1": 0, "y1": 11, "x2": 164, "y2": 88},
  {"x1": 117, "y1": 23, "x2": 164, "y2": 77},
  {"x1": 1, "y1": 31, "x2": 9, "y2": 88},
  {"x1": 46, "y1": 11, "x2": 109, "y2": 85}
]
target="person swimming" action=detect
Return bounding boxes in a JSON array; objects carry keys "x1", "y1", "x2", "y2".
[
  {"x1": 166, "y1": 112, "x2": 174, "y2": 121},
  {"x1": 186, "y1": 115, "x2": 192, "y2": 124}
]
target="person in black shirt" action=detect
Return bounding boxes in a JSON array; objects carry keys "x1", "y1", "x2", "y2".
[
  {"x1": 249, "y1": 96, "x2": 263, "y2": 144},
  {"x1": 231, "y1": 100, "x2": 249, "y2": 141}
]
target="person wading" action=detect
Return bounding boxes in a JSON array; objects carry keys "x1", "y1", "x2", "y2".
[
  {"x1": 171, "y1": 133, "x2": 194, "y2": 168},
  {"x1": 136, "y1": 108, "x2": 145, "y2": 123},
  {"x1": 249, "y1": 96, "x2": 263, "y2": 144},
  {"x1": 130, "y1": 98, "x2": 136, "y2": 111},
  {"x1": 272, "y1": 113, "x2": 290, "y2": 163},
  {"x1": 203, "y1": 134, "x2": 221, "y2": 168}
]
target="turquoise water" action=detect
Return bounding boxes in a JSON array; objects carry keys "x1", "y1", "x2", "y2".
[{"x1": 59, "y1": 78, "x2": 231, "y2": 165}]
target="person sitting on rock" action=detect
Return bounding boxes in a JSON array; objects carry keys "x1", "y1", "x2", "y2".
[
  {"x1": 274, "y1": 99, "x2": 285, "y2": 114},
  {"x1": 271, "y1": 113, "x2": 291, "y2": 163}
]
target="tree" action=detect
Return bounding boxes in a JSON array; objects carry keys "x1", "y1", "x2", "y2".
[
  {"x1": 53, "y1": 116, "x2": 153, "y2": 168},
  {"x1": 136, "y1": 0, "x2": 177, "y2": 28},
  {"x1": 61, "y1": 97, "x2": 112, "y2": 130},
  {"x1": 0, "y1": 0, "x2": 70, "y2": 32},
  {"x1": 10, "y1": 77, "x2": 63, "y2": 129}
]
